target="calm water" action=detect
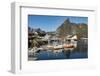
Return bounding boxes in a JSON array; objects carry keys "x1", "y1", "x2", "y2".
[
  {"x1": 35, "y1": 51, "x2": 87, "y2": 60},
  {"x1": 28, "y1": 40, "x2": 88, "y2": 60}
]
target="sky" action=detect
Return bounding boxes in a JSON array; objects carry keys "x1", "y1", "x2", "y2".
[{"x1": 28, "y1": 15, "x2": 88, "y2": 32}]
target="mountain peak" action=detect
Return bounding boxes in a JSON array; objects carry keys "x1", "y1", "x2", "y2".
[{"x1": 64, "y1": 18, "x2": 70, "y2": 23}]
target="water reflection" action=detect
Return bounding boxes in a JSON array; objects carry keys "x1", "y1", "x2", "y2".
[{"x1": 28, "y1": 39, "x2": 88, "y2": 60}]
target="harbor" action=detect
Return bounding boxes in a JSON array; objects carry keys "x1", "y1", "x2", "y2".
[
  {"x1": 28, "y1": 16, "x2": 88, "y2": 61},
  {"x1": 28, "y1": 34, "x2": 88, "y2": 60}
]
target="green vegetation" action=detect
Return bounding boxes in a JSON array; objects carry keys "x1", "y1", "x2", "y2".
[{"x1": 56, "y1": 19, "x2": 88, "y2": 39}]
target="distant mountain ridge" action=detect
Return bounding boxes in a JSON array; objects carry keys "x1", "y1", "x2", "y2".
[
  {"x1": 28, "y1": 27, "x2": 46, "y2": 37},
  {"x1": 56, "y1": 19, "x2": 88, "y2": 39},
  {"x1": 28, "y1": 18, "x2": 88, "y2": 39}
]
